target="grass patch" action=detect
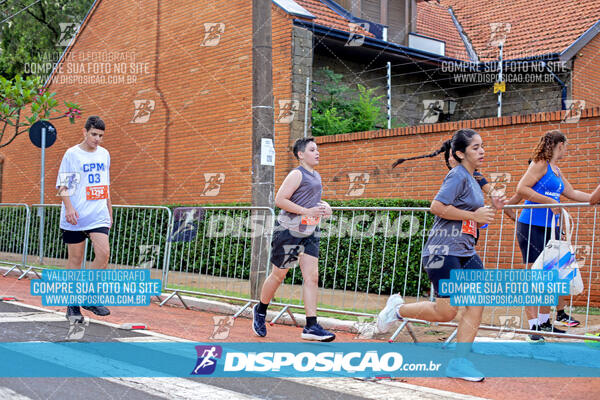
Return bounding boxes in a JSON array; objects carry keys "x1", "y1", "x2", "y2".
[{"x1": 572, "y1": 306, "x2": 600, "y2": 316}]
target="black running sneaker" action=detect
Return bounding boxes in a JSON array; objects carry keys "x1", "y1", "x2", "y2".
[
  {"x1": 540, "y1": 320, "x2": 566, "y2": 334},
  {"x1": 252, "y1": 304, "x2": 267, "y2": 337},
  {"x1": 66, "y1": 306, "x2": 84, "y2": 323},
  {"x1": 526, "y1": 325, "x2": 545, "y2": 343},
  {"x1": 82, "y1": 306, "x2": 111, "y2": 316},
  {"x1": 301, "y1": 323, "x2": 336, "y2": 342},
  {"x1": 556, "y1": 311, "x2": 580, "y2": 327}
]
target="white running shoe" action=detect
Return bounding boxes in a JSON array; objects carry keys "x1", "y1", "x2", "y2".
[
  {"x1": 445, "y1": 357, "x2": 485, "y2": 382},
  {"x1": 376, "y1": 294, "x2": 404, "y2": 333}
]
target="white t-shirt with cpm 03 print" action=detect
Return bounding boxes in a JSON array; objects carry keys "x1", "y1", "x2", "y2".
[{"x1": 56, "y1": 144, "x2": 111, "y2": 231}]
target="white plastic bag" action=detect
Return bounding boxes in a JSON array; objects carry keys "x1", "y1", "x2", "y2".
[{"x1": 531, "y1": 209, "x2": 584, "y2": 295}]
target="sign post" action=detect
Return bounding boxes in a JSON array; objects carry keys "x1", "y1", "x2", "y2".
[{"x1": 29, "y1": 121, "x2": 57, "y2": 264}]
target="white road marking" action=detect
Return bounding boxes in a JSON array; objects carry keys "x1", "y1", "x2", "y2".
[
  {"x1": 104, "y1": 377, "x2": 262, "y2": 400},
  {"x1": 4, "y1": 301, "x2": 192, "y2": 342},
  {"x1": 0, "y1": 386, "x2": 33, "y2": 399},
  {"x1": 4, "y1": 299, "x2": 493, "y2": 400},
  {"x1": 115, "y1": 336, "x2": 177, "y2": 342},
  {"x1": 0, "y1": 312, "x2": 66, "y2": 323},
  {"x1": 285, "y1": 377, "x2": 491, "y2": 400},
  {"x1": 4, "y1": 341, "x2": 260, "y2": 399}
]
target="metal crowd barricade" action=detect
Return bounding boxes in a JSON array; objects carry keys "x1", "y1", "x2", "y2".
[
  {"x1": 160, "y1": 206, "x2": 274, "y2": 311},
  {"x1": 4, "y1": 201, "x2": 599, "y2": 343},
  {"x1": 101, "y1": 205, "x2": 173, "y2": 290},
  {"x1": 0, "y1": 203, "x2": 31, "y2": 278},
  {"x1": 386, "y1": 202, "x2": 600, "y2": 343},
  {"x1": 26, "y1": 205, "x2": 172, "y2": 293},
  {"x1": 470, "y1": 202, "x2": 598, "y2": 342},
  {"x1": 167, "y1": 203, "x2": 598, "y2": 344}
]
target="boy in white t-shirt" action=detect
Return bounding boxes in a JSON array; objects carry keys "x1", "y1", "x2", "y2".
[{"x1": 56, "y1": 116, "x2": 112, "y2": 322}]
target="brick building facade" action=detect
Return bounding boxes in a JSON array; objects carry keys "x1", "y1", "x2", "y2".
[
  {"x1": 0, "y1": 0, "x2": 599, "y2": 305},
  {"x1": 1, "y1": 0, "x2": 599, "y2": 206}
]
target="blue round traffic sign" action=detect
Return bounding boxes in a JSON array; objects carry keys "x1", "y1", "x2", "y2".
[{"x1": 29, "y1": 120, "x2": 57, "y2": 148}]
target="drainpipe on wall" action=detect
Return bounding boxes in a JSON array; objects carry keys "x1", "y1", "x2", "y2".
[
  {"x1": 541, "y1": 61, "x2": 567, "y2": 110},
  {"x1": 156, "y1": 0, "x2": 172, "y2": 202}
]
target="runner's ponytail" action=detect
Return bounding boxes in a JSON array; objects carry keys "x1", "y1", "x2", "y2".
[{"x1": 392, "y1": 140, "x2": 452, "y2": 169}]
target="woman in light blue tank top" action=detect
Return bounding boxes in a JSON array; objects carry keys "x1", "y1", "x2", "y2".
[{"x1": 516, "y1": 130, "x2": 592, "y2": 341}]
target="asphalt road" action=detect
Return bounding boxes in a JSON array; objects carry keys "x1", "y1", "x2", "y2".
[{"x1": 0, "y1": 301, "x2": 469, "y2": 400}]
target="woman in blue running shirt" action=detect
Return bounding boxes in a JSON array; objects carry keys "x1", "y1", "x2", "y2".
[{"x1": 516, "y1": 130, "x2": 592, "y2": 342}]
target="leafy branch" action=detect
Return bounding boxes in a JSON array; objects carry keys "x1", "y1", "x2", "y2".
[{"x1": 0, "y1": 75, "x2": 82, "y2": 148}]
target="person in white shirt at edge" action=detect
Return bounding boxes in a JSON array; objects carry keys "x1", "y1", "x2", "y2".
[{"x1": 56, "y1": 116, "x2": 112, "y2": 323}]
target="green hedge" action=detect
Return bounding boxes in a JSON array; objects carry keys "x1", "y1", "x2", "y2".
[
  {"x1": 309, "y1": 198, "x2": 432, "y2": 297},
  {"x1": 167, "y1": 199, "x2": 433, "y2": 297},
  {"x1": 4, "y1": 199, "x2": 434, "y2": 298}
]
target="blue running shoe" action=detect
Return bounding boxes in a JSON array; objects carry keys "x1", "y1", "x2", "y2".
[
  {"x1": 301, "y1": 323, "x2": 335, "y2": 342},
  {"x1": 446, "y1": 357, "x2": 485, "y2": 382},
  {"x1": 252, "y1": 304, "x2": 267, "y2": 337}
]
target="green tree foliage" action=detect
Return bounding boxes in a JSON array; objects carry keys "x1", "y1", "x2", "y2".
[
  {"x1": 0, "y1": 0, "x2": 94, "y2": 79},
  {"x1": 311, "y1": 67, "x2": 388, "y2": 136},
  {"x1": 0, "y1": 75, "x2": 82, "y2": 148}
]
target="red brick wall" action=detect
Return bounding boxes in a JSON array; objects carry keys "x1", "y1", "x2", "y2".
[
  {"x1": 315, "y1": 110, "x2": 600, "y2": 200},
  {"x1": 314, "y1": 109, "x2": 600, "y2": 306},
  {"x1": 2, "y1": 1, "x2": 599, "y2": 305},
  {"x1": 572, "y1": 32, "x2": 600, "y2": 108},
  {"x1": 0, "y1": 0, "x2": 294, "y2": 206}
]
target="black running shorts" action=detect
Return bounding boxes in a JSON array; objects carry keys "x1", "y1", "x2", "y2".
[
  {"x1": 422, "y1": 253, "x2": 484, "y2": 298},
  {"x1": 61, "y1": 227, "x2": 110, "y2": 244},
  {"x1": 270, "y1": 224, "x2": 320, "y2": 269}
]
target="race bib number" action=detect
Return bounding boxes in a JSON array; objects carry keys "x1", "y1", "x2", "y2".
[
  {"x1": 301, "y1": 215, "x2": 321, "y2": 226},
  {"x1": 86, "y1": 185, "x2": 109, "y2": 200},
  {"x1": 462, "y1": 220, "x2": 478, "y2": 238}
]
